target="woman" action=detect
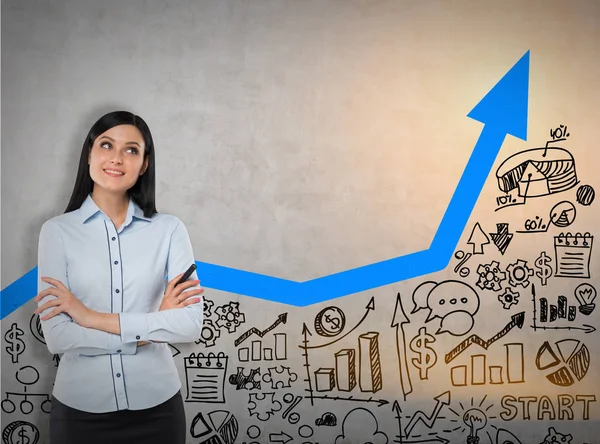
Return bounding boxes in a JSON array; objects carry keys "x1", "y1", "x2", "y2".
[{"x1": 34, "y1": 110, "x2": 205, "y2": 443}]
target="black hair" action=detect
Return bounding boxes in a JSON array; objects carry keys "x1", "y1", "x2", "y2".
[{"x1": 64, "y1": 110, "x2": 157, "y2": 217}]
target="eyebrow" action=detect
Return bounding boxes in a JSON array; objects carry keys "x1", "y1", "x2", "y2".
[{"x1": 99, "y1": 135, "x2": 141, "y2": 148}]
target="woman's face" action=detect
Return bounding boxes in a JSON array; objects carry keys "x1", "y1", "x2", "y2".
[{"x1": 87, "y1": 124, "x2": 149, "y2": 196}]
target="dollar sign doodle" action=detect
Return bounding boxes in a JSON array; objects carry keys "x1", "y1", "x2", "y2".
[
  {"x1": 535, "y1": 251, "x2": 552, "y2": 286},
  {"x1": 409, "y1": 327, "x2": 437, "y2": 380},
  {"x1": 5, "y1": 323, "x2": 25, "y2": 364},
  {"x1": 17, "y1": 426, "x2": 32, "y2": 444},
  {"x1": 324, "y1": 314, "x2": 340, "y2": 329}
]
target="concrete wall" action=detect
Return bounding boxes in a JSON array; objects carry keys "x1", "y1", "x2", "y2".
[{"x1": 2, "y1": 1, "x2": 599, "y2": 442}]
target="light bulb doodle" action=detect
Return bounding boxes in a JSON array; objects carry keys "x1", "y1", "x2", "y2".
[{"x1": 462, "y1": 408, "x2": 487, "y2": 444}]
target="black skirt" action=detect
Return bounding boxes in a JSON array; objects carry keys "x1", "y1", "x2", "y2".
[{"x1": 49, "y1": 390, "x2": 186, "y2": 444}]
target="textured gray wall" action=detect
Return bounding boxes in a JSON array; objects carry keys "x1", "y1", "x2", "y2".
[{"x1": 2, "y1": 1, "x2": 599, "y2": 443}]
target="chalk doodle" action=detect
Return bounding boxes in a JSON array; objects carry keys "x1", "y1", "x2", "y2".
[
  {"x1": 505, "y1": 259, "x2": 534, "y2": 288},
  {"x1": 540, "y1": 427, "x2": 572, "y2": 444},
  {"x1": 403, "y1": 391, "x2": 450, "y2": 439},
  {"x1": 530, "y1": 284, "x2": 596, "y2": 333},
  {"x1": 391, "y1": 292, "x2": 413, "y2": 400},
  {"x1": 453, "y1": 250, "x2": 472, "y2": 278},
  {"x1": 196, "y1": 319, "x2": 221, "y2": 348},
  {"x1": 495, "y1": 147, "x2": 578, "y2": 199},
  {"x1": 335, "y1": 407, "x2": 388, "y2": 444},
  {"x1": 262, "y1": 366, "x2": 298, "y2": 389},
  {"x1": 445, "y1": 312, "x2": 525, "y2": 363},
  {"x1": 499, "y1": 394, "x2": 596, "y2": 421},
  {"x1": 4, "y1": 323, "x2": 25, "y2": 364},
  {"x1": 184, "y1": 352, "x2": 228, "y2": 403},
  {"x1": 498, "y1": 288, "x2": 520, "y2": 309},
  {"x1": 409, "y1": 327, "x2": 437, "y2": 380},
  {"x1": 229, "y1": 367, "x2": 261, "y2": 390},
  {"x1": 314, "y1": 306, "x2": 346, "y2": 337},
  {"x1": 248, "y1": 392, "x2": 282, "y2": 421},
  {"x1": 549, "y1": 201, "x2": 577, "y2": 228},
  {"x1": 574, "y1": 283, "x2": 596, "y2": 315},
  {"x1": 535, "y1": 339, "x2": 590, "y2": 387},
  {"x1": 534, "y1": 252, "x2": 553, "y2": 286},
  {"x1": 214, "y1": 301, "x2": 246, "y2": 333},
  {"x1": 467, "y1": 223, "x2": 490, "y2": 255},
  {"x1": 2, "y1": 421, "x2": 40, "y2": 444},
  {"x1": 490, "y1": 223, "x2": 514, "y2": 255},
  {"x1": 450, "y1": 343, "x2": 525, "y2": 386},
  {"x1": 315, "y1": 412, "x2": 337, "y2": 426},
  {"x1": 553, "y1": 232, "x2": 593, "y2": 279},
  {"x1": 299, "y1": 297, "x2": 376, "y2": 405},
  {"x1": 412, "y1": 280, "x2": 480, "y2": 336},
  {"x1": 576, "y1": 184, "x2": 595, "y2": 206},
  {"x1": 476, "y1": 261, "x2": 506, "y2": 292},
  {"x1": 447, "y1": 395, "x2": 497, "y2": 444},
  {"x1": 281, "y1": 392, "x2": 302, "y2": 424},
  {"x1": 1, "y1": 366, "x2": 51, "y2": 415},
  {"x1": 190, "y1": 410, "x2": 238, "y2": 444}
]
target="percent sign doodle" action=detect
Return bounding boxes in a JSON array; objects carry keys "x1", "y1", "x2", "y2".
[
  {"x1": 454, "y1": 250, "x2": 472, "y2": 277},
  {"x1": 282, "y1": 393, "x2": 302, "y2": 424}
]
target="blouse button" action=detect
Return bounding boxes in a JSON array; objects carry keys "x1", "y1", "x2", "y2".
[
  {"x1": 114, "y1": 260, "x2": 118, "y2": 265},
  {"x1": 115, "y1": 289, "x2": 120, "y2": 293},
  {"x1": 116, "y1": 373, "x2": 121, "y2": 378},
  {"x1": 136, "y1": 335, "x2": 140, "y2": 340},
  {"x1": 112, "y1": 237, "x2": 116, "y2": 241},
  {"x1": 117, "y1": 350, "x2": 122, "y2": 353}
]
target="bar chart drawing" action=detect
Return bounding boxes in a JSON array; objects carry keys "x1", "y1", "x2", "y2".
[
  {"x1": 538, "y1": 295, "x2": 577, "y2": 322},
  {"x1": 313, "y1": 332, "x2": 382, "y2": 394},
  {"x1": 238, "y1": 333, "x2": 287, "y2": 362},
  {"x1": 450, "y1": 343, "x2": 524, "y2": 386}
]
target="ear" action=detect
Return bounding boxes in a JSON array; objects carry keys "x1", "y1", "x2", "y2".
[{"x1": 140, "y1": 157, "x2": 149, "y2": 175}]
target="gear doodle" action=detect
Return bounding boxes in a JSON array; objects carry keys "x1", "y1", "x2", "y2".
[
  {"x1": 215, "y1": 301, "x2": 246, "y2": 333},
  {"x1": 506, "y1": 259, "x2": 534, "y2": 288},
  {"x1": 248, "y1": 392, "x2": 282, "y2": 421},
  {"x1": 229, "y1": 367, "x2": 261, "y2": 390},
  {"x1": 203, "y1": 298, "x2": 214, "y2": 318},
  {"x1": 195, "y1": 319, "x2": 220, "y2": 347},
  {"x1": 498, "y1": 288, "x2": 520, "y2": 309},
  {"x1": 476, "y1": 260, "x2": 506, "y2": 291},
  {"x1": 262, "y1": 366, "x2": 298, "y2": 389}
]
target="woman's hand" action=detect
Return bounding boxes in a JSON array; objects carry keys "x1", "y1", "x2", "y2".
[
  {"x1": 34, "y1": 277, "x2": 96, "y2": 328},
  {"x1": 159, "y1": 272, "x2": 204, "y2": 311}
]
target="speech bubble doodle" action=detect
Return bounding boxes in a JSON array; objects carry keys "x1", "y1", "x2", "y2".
[
  {"x1": 436, "y1": 310, "x2": 475, "y2": 336},
  {"x1": 425, "y1": 280, "x2": 480, "y2": 322},
  {"x1": 411, "y1": 281, "x2": 437, "y2": 314}
]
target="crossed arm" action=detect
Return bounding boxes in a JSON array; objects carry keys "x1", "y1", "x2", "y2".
[{"x1": 36, "y1": 220, "x2": 204, "y2": 356}]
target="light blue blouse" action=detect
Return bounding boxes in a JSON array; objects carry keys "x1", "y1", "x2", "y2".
[{"x1": 36, "y1": 193, "x2": 203, "y2": 413}]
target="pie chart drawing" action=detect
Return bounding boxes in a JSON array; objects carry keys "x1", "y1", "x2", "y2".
[
  {"x1": 535, "y1": 339, "x2": 590, "y2": 386},
  {"x1": 190, "y1": 410, "x2": 238, "y2": 444},
  {"x1": 550, "y1": 201, "x2": 576, "y2": 228}
]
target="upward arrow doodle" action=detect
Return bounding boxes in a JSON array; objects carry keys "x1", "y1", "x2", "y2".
[
  {"x1": 234, "y1": 313, "x2": 287, "y2": 346},
  {"x1": 391, "y1": 293, "x2": 413, "y2": 401},
  {"x1": 404, "y1": 391, "x2": 451, "y2": 438}
]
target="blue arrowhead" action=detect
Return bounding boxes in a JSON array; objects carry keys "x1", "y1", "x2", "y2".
[{"x1": 467, "y1": 50, "x2": 529, "y2": 141}]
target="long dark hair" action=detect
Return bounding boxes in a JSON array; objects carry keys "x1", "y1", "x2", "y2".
[{"x1": 64, "y1": 111, "x2": 158, "y2": 218}]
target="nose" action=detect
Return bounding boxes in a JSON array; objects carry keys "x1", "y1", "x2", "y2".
[{"x1": 110, "y1": 152, "x2": 124, "y2": 164}]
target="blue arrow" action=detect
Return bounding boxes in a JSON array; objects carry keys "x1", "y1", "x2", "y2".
[{"x1": 1, "y1": 51, "x2": 529, "y2": 317}]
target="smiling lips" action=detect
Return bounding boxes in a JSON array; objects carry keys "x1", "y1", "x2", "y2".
[{"x1": 104, "y1": 169, "x2": 125, "y2": 177}]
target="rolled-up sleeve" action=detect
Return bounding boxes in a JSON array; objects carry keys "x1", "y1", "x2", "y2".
[
  {"x1": 119, "y1": 219, "x2": 204, "y2": 344},
  {"x1": 37, "y1": 221, "x2": 137, "y2": 356}
]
